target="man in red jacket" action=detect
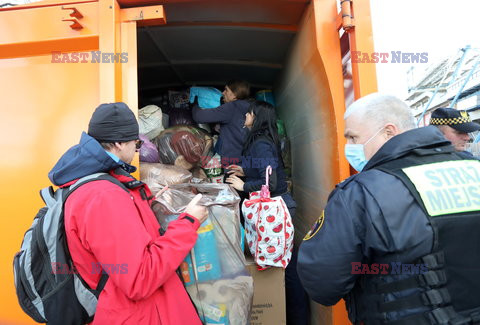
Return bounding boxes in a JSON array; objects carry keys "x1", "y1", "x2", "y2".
[{"x1": 48, "y1": 102, "x2": 206, "y2": 324}]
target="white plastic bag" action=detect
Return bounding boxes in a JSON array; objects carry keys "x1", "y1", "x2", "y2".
[{"x1": 139, "y1": 105, "x2": 165, "y2": 140}]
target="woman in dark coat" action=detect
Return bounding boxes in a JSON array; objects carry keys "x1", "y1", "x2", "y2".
[
  {"x1": 226, "y1": 100, "x2": 310, "y2": 325},
  {"x1": 192, "y1": 80, "x2": 251, "y2": 165}
]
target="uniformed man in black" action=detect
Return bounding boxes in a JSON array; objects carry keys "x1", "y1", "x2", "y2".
[
  {"x1": 298, "y1": 93, "x2": 480, "y2": 324},
  {"x1": 429, "y1": 107, "x2": 480, "y2": 157}
]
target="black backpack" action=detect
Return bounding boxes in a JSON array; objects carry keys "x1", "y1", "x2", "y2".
[{"x1": 13, "y1": 173, "x2": 128, "y2": 324}]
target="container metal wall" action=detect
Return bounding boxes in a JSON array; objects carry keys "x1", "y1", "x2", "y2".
[
  {"x1": 275, "y1": 0, "x2": 376, "y2": 324},
  {"x1": 0, "y1": 56, "x2": 100, "y2": 324},
  {"x1": 0, "y1": 0, "x2": 141, "y2": 322}
]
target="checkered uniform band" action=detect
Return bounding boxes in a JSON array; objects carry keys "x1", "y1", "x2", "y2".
[{"x1": 430, "y1": 116, "x2": 472, "y2": 126}]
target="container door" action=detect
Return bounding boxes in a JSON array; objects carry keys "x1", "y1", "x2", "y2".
[
  {"x1": 0, "y1": 1, "x2": 162, "y2": 322},
  {"x1": 275, "y1": 0, "x2": 377, "y2": 324}
]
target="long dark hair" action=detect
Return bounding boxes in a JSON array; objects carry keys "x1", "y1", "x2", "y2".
[{"x1": 243, "y1": 101, "x2": 279, "y2": 154}]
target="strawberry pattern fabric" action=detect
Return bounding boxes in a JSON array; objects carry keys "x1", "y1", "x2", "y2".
[{"x1": 241, "y1": 166, "x2": 294, "y2": 269}]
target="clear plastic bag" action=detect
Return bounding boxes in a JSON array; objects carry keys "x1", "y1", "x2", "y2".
[
  {"x1": 155, "y1": 126, "x2": 213, "y2": 166},
  {"x1": 154, "y1": 184, "x2": 253, "y2": 325},
  {"x1": 139, "y1": 163, "x2": 192, "y2": 194},
  {"x1": 192, "y1": 167, "x2": 208, "y2": 182},
  {"x1": 154, "y1": 132, "x2": 178, "y2": 165},
  {"x1": 171, "y1": 131, "x2": 205, "y2": 164}
]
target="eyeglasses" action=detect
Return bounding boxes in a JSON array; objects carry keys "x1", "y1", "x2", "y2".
[{"x1": 135, "y1": 139, "x2": 144, "y2": 150}]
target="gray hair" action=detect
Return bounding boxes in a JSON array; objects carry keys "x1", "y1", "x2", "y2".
[{"x1": 344, "y1": 93, "x2": 415, "y2": 131}]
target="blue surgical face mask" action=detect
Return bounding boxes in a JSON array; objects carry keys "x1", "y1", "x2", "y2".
[
  {"x1": 345, "y1": 127, "x2": 384, "y2": 172},
  {"x1": 345, "y1": 144, "x2": 368, "y2": 172}
]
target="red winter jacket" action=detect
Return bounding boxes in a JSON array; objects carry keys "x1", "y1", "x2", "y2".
[{"x1": 64, "y1": 170, "x2": 202, "y2": 324}]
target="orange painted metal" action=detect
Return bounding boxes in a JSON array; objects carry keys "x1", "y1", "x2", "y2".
[
  {"x1": 0, "y1": 2, "x2": 98, "y2": 43},
  {"x1": 121, "y1": 4, "x2": 166, "y2": 26},
  {"x1": 97, "y1": 0, "x2": 121, "y2": 102},
  {"x1": 348, "y1": 0, "x2": 378, "y2": 99},
  {"x1": 61, "y1": 18, "x2": 84, "y2": 30},
  {"x1": 0, "y1": 1, "x2": 99, "y2": 59},
  {"x1": 0, "y1": 54, "x2": 101, "y2": 324},
  {"x1": 312, "y1": 0, "x2": 350, "y2": 185},
  {"x1": 120, "y1": 20, "x2": 140, "y2": 174},
  {"x1": 340, "y1": 0, "x2": 354, "y2": 31},
  {"x1": 0, "y1": 35, "x2": 98, "y2": 59},
  {"x1": 0, "y1": 0, "x2": 97, "y2": 11},
  {"x1": 0, "y1": 0, "x2": 163, "y2": 322},
  {"x1": 333, "y1": 0, "x2": 378, "y2": 322},
  {"x1": 313, "y1": 0, "x2": 377, "y2": 323},
  {"x1": 121, "y1": 21, "x2": 139, "y2": 109},
  {"x1": 62, "y1": 5, "x2": 84, "y2": 18},
  {"x1": 336, "y1": 9, "x2": 344, "y2": 31},
  {"x1": 0, "y1": 0, "x2": 376, "y2": 323}
]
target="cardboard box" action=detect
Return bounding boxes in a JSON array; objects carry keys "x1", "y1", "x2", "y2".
[{"x1": 246, "y1": 263, "x2": 286, "y2": 325}]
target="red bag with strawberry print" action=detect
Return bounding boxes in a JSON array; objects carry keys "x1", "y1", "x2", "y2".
[{"x1": 241, "y1": 166, "x2": 294, "y2": 269}]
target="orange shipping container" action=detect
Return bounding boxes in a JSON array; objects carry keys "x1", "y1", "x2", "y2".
[{"x1": 0, "y1": 0, "x2": 377, "y2": 324}]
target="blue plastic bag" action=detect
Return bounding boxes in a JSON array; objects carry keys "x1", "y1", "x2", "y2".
[
  {"x1": 256, "y1": 89, "x2": 276, "y2": 106},
  {"x1": 183, "y1": 218, "x2": 222, "y2": 284},
  {"x1": 190, "y1": 87, "x2": 223, "y2": 109}
]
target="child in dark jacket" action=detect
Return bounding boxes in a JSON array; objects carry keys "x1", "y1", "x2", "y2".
[
  {"x1": 226, "y1": 100, "x2": 310, "y2": 325},
  {"x1": 192, "y1": 80, "x2": 251, "y2": 165}
]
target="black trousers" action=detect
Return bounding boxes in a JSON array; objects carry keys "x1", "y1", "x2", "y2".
[{"x1": 285, "y1": 206, "x2": 311, "y2": 325}]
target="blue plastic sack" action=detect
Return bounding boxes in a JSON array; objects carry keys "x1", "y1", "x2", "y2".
[
  {"x1": 183, "y1": 218, "x2": 222, "y2": 284},
  {"x1": 256, "y1": 89, "x2": 276, "y2": 106},
  {"x1": 159, "y1": 216, "x2": 222, "y2": 285},
  {"x1": 190, "y1": 87, "x2": 223, "y2": 109}
]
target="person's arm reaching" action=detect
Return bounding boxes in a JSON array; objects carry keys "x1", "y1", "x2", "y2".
[{"x1": 192, "y1": 102, "x2": 234, "y2": 124}]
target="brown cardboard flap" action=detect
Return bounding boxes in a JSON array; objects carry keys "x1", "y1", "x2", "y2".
[{"x1": 246, "y1": 263, "x2": 286, "y2": 325}]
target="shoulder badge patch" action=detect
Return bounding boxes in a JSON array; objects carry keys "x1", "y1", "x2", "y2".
[{"x1": 303, "y1": 211, "x2": 325, "y2": 241}]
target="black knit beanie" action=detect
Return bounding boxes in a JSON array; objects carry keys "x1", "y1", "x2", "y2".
[{"x1": 88, "y1": 102, "x2": 139, "y2": 142}]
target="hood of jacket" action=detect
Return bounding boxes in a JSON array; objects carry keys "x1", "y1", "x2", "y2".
[
  {"x1": 48, "y1": 132, "x2": 136, "y2": 186},
  {"x1": 364, "y1": 126, "x2": 452, "y2": 170}
]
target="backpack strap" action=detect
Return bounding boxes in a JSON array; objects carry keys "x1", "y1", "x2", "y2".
[
  {"x1": 95, "y1": 271, "x2": 109, "y2": 296},
  {"x1": 39, "y1": 187, "x2": 56, "y2": 207},
  {"x1": 68, "y1": 172, "x2": 129, "y2": 193},
  {"x1": 61, "y1": 173, "x2": 130, "y2": 294}
]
